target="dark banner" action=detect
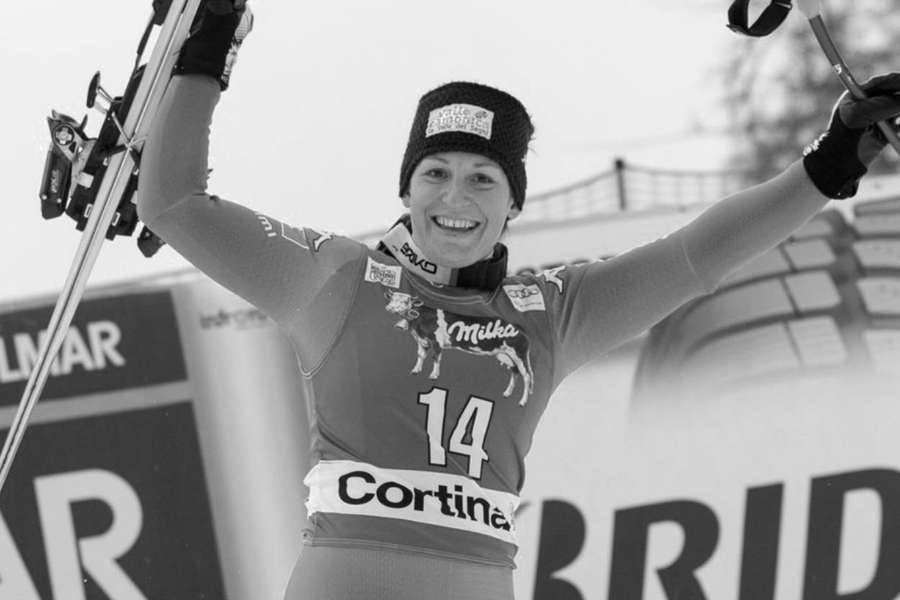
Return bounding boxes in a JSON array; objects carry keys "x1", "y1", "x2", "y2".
[
  {"x1": 0, "y1": 292, "x2": 186, "y2": 406},
  {"x1": 0, "y1": 402, "x2": 225, "y2": 599}
]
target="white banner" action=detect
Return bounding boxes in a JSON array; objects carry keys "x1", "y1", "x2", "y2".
[
  {"x1": 305, "y1": 460, "x2": 520, "y2": 545},
  {"x1": 514, "y1": 352, "x2": 900, "y2": 600}
]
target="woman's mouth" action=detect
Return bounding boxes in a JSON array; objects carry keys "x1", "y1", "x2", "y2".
[{"x1": 432, "y1": 216, "x2": 480, "y2": 232}]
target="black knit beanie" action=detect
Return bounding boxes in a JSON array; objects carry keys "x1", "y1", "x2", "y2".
[{"x1": 399, "y1": 81, "x2": 534, "y2": 210}]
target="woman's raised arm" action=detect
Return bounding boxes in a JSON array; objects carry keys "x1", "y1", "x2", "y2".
[
  {"x1": 549, "y1": 74, "x2": 900, "y2": 378},
  {"x1": 138, "y1": 5, "x2": 365, "y2": 328}
]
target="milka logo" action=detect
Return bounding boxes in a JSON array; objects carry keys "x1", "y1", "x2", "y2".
[
  {"x1": 447, "y1": 320, "x2": 520, "y2": 344},
  {"x1": 400, "y1": 242, "x2": 438, "y2": 274},
  {"x1": 385, "y1": 291, "x2": 535, "y2": 405},
  {"x1": 0, "y1": 321, "x2": 124, "y2": 384}
]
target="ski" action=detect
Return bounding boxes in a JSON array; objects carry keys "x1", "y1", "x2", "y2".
[{"x1": 0, "y1": 0, "x2": 204, "y2": 495}]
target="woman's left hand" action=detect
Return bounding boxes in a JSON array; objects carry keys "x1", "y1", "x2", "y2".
[{"x1": 803, "y1": 72, "x2": 900, "y2": 199}]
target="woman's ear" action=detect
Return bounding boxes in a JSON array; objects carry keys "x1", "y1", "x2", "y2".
[
  {"x1": 401, "y1": 194, "x2": 411, "y2": 209},
  {"x1": 507, "y1": 198, "x2": 521, "y2": 221}
]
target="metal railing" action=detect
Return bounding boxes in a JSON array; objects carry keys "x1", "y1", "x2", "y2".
[{"x1": 514, "y1": 158, "x2": 751, "y2": 226}]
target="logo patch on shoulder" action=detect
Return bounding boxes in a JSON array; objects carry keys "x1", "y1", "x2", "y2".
[
  {"x1": 426, "y1": 104, "x2": 494, "y2": 140},
  {"x1": 503, "y1": 284, "x2": 546, "y2": 312},
  {"x1": 365, "y1": 257, "x2": 402, "y2": 288},
  {"x1": 538, "y1": 266, "x2": 567, "y2": 294}
]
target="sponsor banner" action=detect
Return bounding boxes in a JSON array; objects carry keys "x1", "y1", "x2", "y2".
[
  {"x1": 198, "y1": 306, "x2": 270, "y2": 331},
  {"x1": 0, "y1": 292, "x2": 185, "y2": 407},
  {"x1": 171, "y1": 278, "x2": 312, "y2": 600},
  {"x1": 304, "y1": 460, "x2": 519, "y2": 545},
  {"x1": 512, "y1": 356, "x2": 900, "y2": 600},
  {"x1": 0, "y1": 402, "x2": 225, "y2": 600}
]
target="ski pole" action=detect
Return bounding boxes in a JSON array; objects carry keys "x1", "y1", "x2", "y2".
[
  {"x1": 0, "y1": 0, "x2": 203, "y2": 496},
  {"x1": 796, "y1": 0, "x2": 900, "y2": 156}
]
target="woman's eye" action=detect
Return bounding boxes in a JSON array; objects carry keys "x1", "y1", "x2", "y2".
[
  {"x1": 472, "y1": 173, "x2": 495, "y2": 185},
  {"x1": 424, "y1": 168, "x2": 448, "y2": 180}
]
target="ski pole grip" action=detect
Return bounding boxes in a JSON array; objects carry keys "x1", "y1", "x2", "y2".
[{"x1": 802, "y1": 9, "x2": 900, "y2": 156}]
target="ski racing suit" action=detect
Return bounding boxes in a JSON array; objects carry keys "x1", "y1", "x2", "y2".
[{"x1": 139, "y1": 75, "x2": 830, "y2": 599}]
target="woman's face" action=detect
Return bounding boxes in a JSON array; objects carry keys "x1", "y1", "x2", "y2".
[{"x1": 404, "y1": 152, "x2": 520, "y2": 269}]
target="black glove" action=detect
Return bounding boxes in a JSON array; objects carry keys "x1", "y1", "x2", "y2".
[
  {"x1": 174, "y1": 0, "x2": 252, "y2": 91},
  {"x1": 803, "y1": 73, "x2": 900, "y2": 199}
]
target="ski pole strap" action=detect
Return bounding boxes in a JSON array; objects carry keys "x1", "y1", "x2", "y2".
[{"x1": 727, "y1": 0, "x2": 792, "y2": 37}]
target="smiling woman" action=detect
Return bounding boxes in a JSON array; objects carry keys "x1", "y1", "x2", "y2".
[
  {"x1": 132, "y1": 2, "x2": 900, "y2": 599},
  {"x1": 394, "y1": 81, "x2": 532, "y2": 273},
  {"x1": 404, "y1": 152, "x2": 519, "y2": 269}
]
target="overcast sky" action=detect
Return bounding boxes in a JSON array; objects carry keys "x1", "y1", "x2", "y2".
[{"x1": 2, "y1": 1, "x2": 737, "y2": 301}]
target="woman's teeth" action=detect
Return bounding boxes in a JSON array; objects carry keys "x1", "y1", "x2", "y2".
[{"x1": 433, "y1": 216, "x2": 479, "y2": 231}]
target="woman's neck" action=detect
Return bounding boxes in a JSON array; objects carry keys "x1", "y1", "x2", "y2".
[{"x1": 377, "y1": 215, "x2": 508, "y2": 290}]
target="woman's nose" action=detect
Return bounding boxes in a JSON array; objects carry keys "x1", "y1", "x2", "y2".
[{"x1": 442, "y1": 177, "x2": 470, "y2": 207}]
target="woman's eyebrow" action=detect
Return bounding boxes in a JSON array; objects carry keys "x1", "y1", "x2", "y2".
[{"x1": 422, "y1": 157, "x2": 498, "y2": 168}]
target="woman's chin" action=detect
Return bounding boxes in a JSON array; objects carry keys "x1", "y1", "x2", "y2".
[{"x1": 418, "y1": 231, "x2": 494, "y2": 270}]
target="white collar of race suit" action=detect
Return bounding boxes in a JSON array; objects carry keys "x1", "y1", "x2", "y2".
[
  {"x1": 378, "y1": 218, "x2": 509, "y2": 290},
  {"x1": 380, "y1": 222, "x2": 457, "y2": 285}
]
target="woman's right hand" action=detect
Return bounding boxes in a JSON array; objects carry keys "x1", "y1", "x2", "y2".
[
  {"x1": 174, "y1": 0, "x2": 253, "y2": 91},
  {"x1": 206, "y1": 0, "x2": 246, "y2": 14},
  {"x1": 153, "y1": 0, "x2": 245, "y2": 25}
]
